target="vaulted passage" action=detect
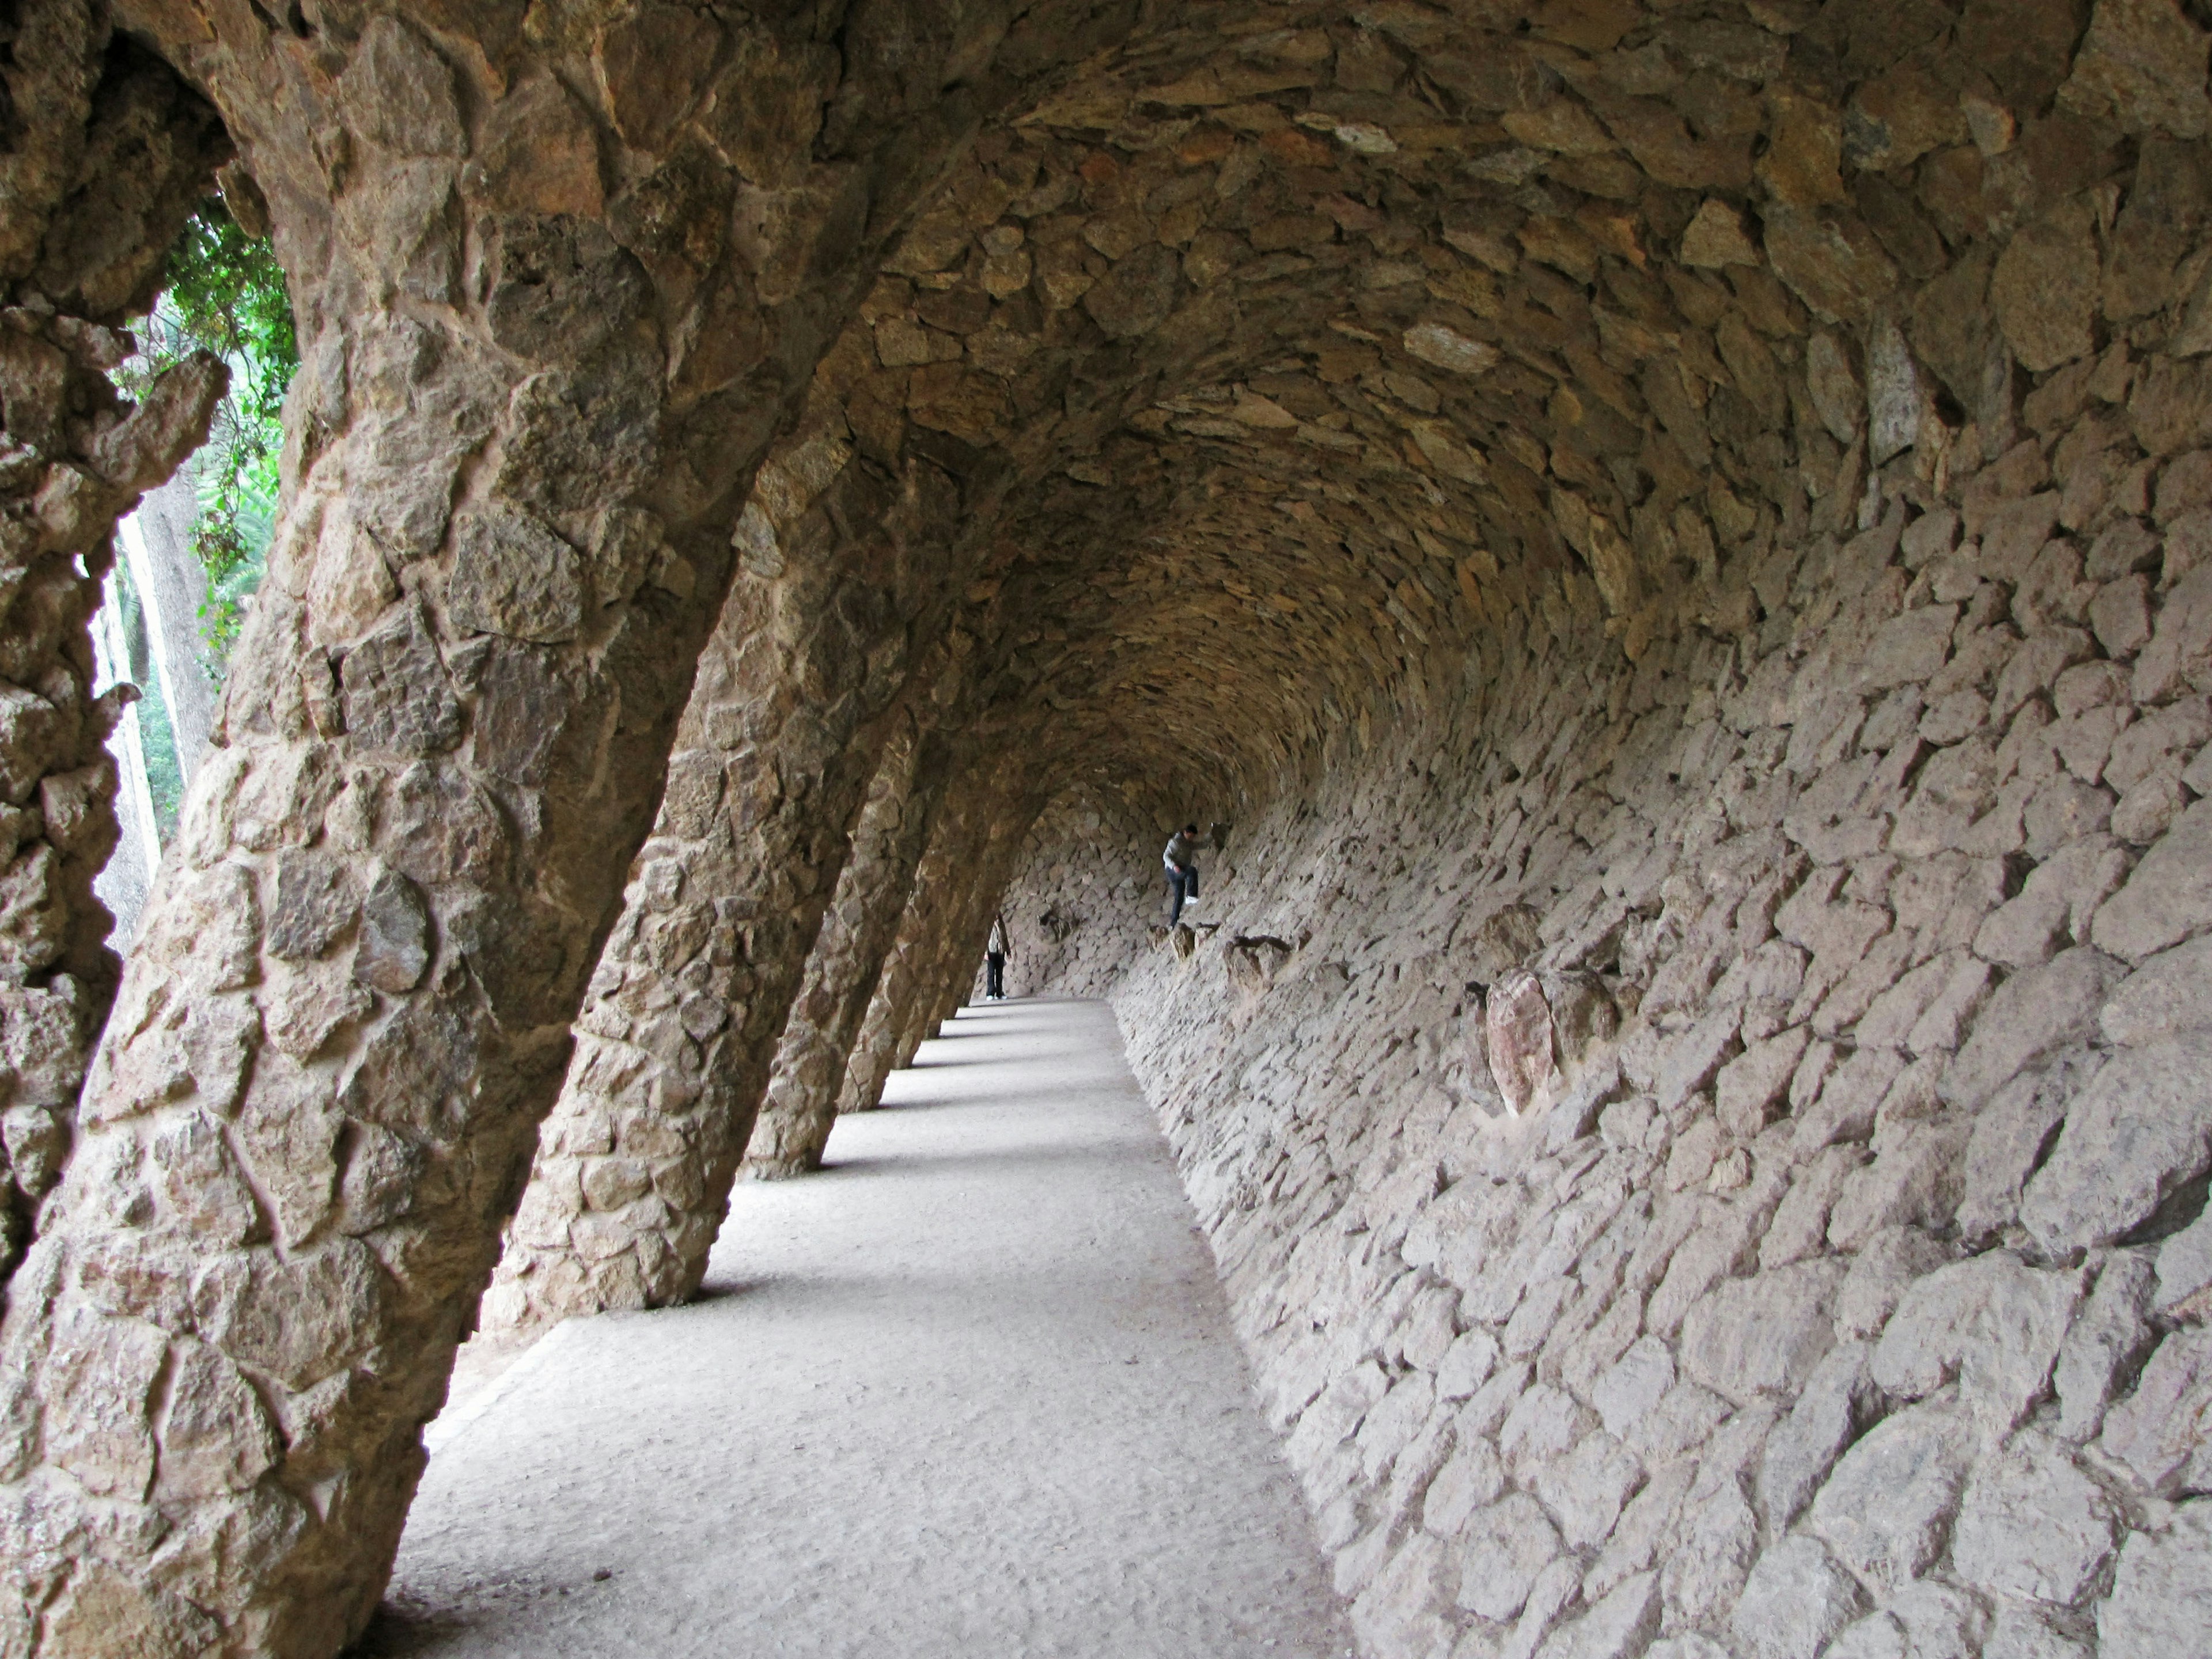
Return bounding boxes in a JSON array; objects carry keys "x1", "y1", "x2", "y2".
[
  {"x1": 370, "y1": 999, "x2": 1349, "y2": 1659},
  {"x1": 3, "y1": 1, "x2": 2211, "y2": 1656}
]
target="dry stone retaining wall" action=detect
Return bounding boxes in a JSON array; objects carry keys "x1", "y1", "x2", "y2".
[
  {"x1": 985, "y1": 785, "x2": 1164, "y2": 1000},
  {"x1": 994, "y1": 197, "x2": 2212, "y2": 1659}
]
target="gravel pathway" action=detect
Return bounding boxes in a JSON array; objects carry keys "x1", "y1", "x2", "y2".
[{"x1": 363, "y1": 996, "x2": 1353, "y2": 1659}]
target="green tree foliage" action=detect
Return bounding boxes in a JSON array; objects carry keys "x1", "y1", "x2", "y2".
[{"x1": 126, "y1": 197, "x2": 297, "y2": 679}]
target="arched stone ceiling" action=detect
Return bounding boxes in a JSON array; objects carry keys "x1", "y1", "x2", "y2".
[{"x1": 761, "y1": 0, "x2": 2088, "y2": 806}]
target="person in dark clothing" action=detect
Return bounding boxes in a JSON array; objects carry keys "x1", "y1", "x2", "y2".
[
  {"x1": 1163, "y1": 824, "x2": 1202, "y2": 925},
  {"x1": 986, "y1": 912, "x2": 1010, "y2": 999}
]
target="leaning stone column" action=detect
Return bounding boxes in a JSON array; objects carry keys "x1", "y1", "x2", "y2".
[
  {"x1": 836, "y1": 789, "x2": 998, "y2": 1114},
  {"x1": 0, "y1": 4, "x2": 1097, "y2": 1650},
  {"x1": 838, "y1": 779, "x2": 1037, "y2": 1113},
  {"x1": 911, "y1": 796, "x2": 1041, "y2": 1043},
  {"x1": 744, "y1": 721, "x2": 952, "y2": 1178},
  {"x1": 0, "y1": 6, "x2": 230, "y2": 1290},
  {"x1": 485, "y1": 434, "x2": 956, "y2": 1328},
  {"x1": 904, "y1": 807, "x2": 1028, "y2": 1052},
  {"x1": 899, "y1": 815, "x2": 1009, "y2": 1058}
]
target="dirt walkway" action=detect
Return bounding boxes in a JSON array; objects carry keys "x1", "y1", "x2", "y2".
[{"x1": 365, "y1": 997, "x2": 1353, "y2": 1658}]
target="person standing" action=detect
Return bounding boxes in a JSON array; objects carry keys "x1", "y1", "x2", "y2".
[
  {"x1": 986, "y1": 911, "x2": 1010, "y2": 1000},
  {"x1": 1163, "y1": 823, "x2": 1202, "y2": 925}
]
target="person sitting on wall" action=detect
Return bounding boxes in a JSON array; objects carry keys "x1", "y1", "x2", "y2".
[
  {"x1": 986, "y1": 911, "x2": 1011, "y2": 1001},
  {"x1": 1163, "y1": 823, "x2": 1203, "y2": 925}
]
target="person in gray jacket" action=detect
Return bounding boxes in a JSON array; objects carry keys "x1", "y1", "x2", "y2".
[{"x1": 1163, "y1": 824, "x2": 1202, "y2": 925}]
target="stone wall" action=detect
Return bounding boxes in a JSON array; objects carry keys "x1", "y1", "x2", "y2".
[
  {"x1": 982, "y1": 785, "x2": 1162, "y2": 1001},
  {"x1": 990, "y1": 94, "x2": 2212, "y2": 1659},
  {"x1": 1007, "y1": 446, "x2": 2212, "y2": 1653}
]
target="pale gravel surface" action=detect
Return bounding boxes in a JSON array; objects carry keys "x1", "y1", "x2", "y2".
[{"x1": 363, "y1": 996, "x2": 1354, "y2": 1658}]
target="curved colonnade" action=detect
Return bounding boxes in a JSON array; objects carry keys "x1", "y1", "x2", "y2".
[{"x1": 0, "y1": 2, "x2": 2207, "y2": 1656}]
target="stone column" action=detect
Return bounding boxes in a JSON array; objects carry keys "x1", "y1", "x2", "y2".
[
  {"x1": 0, "y1": 3, "x2": 1124, "y2": 1650},
  {"x1": 905, "y1": 820, "x2": 1012, "y2": 1050},
  {"x1": 485, "y1": 437, "x2": 959, "y2": 1328},
  {"x1": 838, "y1": 791, "x2": 993, "y2": 1114},
  {"x1": 914, "y1": 798, "x2": 1041, "y2": 1040},
  {"x1": 838, "y1": 779, "x2": 1036, "y2": 1114},
  {"x1": 0, "y1": 7, "x2": 230, "y2": 1290},
  {"x1": 744, "y1": 721, "x2": 951, "y2": 1178}
]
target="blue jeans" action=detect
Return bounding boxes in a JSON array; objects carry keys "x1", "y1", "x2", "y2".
[{"x1": 1166, "y1": 865, "x2": 1197, "y2": 923}]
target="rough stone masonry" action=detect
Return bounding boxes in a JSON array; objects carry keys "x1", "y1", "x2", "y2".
[{"x1": 3, "y1": 1, "x2": 2212, "y2": 1658}]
